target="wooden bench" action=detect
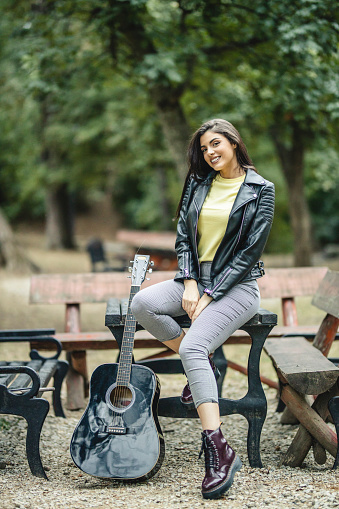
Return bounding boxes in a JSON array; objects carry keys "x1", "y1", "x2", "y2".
[
  {"x1": 106, "y1": 302, "x2": 277, "y2": 468},
  {"x1": 0, "y1": 329, "x2": 68, "y2": 479},
  {"x1": 264, "y1": 269, "x2": 339, "y2": 469},
  {"x1": 29, "y1": 266, "x2": 328, "y2": 410}
]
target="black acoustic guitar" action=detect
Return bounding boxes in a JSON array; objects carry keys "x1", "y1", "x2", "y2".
[{"x1": 70, "y1": 254, "x2": 165, "y2": 480}]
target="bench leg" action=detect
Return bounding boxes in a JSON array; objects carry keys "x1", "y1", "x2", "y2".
[
  {"x1": 328, "y1": 396, "x2": 339, "y2": 469},
  {"x1": 240, "y1": 324, "x2": 272, "y2": 468},
  {"x1": 280, "y1": 384, "x2": 338, "y2": 467},
  {"x1": 52, "y1": 360, "x2": 68, "y2": 418},
  {"x1": 24, "y1": 398, "x2": 50, "y2": 479},
  {"x1": 212, "y1": 346, "x2": 227, "y2": 398},
  {"x1": 246, "y1": 411, "x2": 266, "y2": 468},
  {"x1": 0, "y1": 387, "x2": 50, "y2": 479},
  {"x1": 66, "y1": 351, "x2": 88, "y2": 410},
  {"x1": 276, "y1": 380, "x2": 286, "y2": 413}
]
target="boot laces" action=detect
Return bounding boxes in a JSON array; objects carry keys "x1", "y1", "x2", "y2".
[{"x1": 199, "y1": 434, "x2": 220, "y2": 469}]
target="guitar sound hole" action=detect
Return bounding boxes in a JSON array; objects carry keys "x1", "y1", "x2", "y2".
[{"x1": 109, "y1": 385, "x2": 133, "y2": 410}]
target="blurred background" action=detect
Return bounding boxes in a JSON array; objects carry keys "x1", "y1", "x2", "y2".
[
  {"x1": 0, "y1": 0, "x2": 338, "y2": 412},
  {"x1": 0, "y1": 0, "x2": 338, "y2": 274}
]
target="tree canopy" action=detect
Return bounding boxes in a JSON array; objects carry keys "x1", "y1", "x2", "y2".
[{"x1": 0, "y1": 0, "x2": 338, "y2": 263}]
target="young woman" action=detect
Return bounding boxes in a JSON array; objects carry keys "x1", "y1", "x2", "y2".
[{"x1": 131, "y1": 118, "x2": 275, "y2": 499}]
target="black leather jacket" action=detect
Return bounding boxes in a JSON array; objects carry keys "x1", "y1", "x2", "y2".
[{"x1": 174, "y1": 168, "x2": 275, "y2": 301}]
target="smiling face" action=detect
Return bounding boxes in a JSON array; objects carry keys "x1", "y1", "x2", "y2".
[{"x1": 200, "y1": 130, "x2": 239, "y2": 178}]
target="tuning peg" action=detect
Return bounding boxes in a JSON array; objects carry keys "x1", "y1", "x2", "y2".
[
  {"x1": 146, "y1": 278, "x2": 151, "y2": 281},
  {"x1": 128, "y1": 267, "x2": 132, "y2": 272},
  {"x1": 127, "y1": 275, "x2": 132, "y2": 278},
  {"x1": 130, "y1": 260, "x2": 134, "y2": 263},
  {"x1": 148, "y1": 268, "x2": 153, "y2": 274},
  {"x1": 150, "y1": 261, "x2": 155, "y2": 266}
]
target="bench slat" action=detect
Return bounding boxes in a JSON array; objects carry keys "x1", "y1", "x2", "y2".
[
  {"x1": 0, "y1": 329, "x2": 55, "y2": 339},
  {"x1": 0, "y1": 372, "x2": 16, "y2": 386},
  {"x1": 29, "y1": 324, "x2": 321, "y2": 353},
  {"x1": 0, "y1": 361, "x2": 25, "y2": 386},
  {"x1": 259, "y1": 267, "x2": 327, "y2": 299},
  {"x1": 36, "y1": 360, "x2": 58, "y2": 388},
  {"x1": 264, "y1": 337, "x2": 339, "y2": 394},
  {"x1": 9, "y1": 360, "x2": 43, "y2": 389},
  {"x1": 30, "y1": 268, "x2": 328, "y2": 304},
  {"x1": 3, "y1": 360, "x2": 58, "y2": 393},
  {"x1": 29, "y1": 272, "x2": 177, "y2": 304},
  {"x1": 105, "y1": 298, "x2": 122, "y2": 318},
  {"x1": 312, "y1": 270, "x2": 339, "y2": 319}
]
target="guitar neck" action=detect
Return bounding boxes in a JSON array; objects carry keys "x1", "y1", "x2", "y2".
[{"x1": 117, "y1": 285, "x2": 140, "y2": 385}]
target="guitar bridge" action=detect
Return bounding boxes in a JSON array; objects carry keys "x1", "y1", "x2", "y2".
[{"x1": 106, "y1": 426, "x2": 127, "y2": 435}]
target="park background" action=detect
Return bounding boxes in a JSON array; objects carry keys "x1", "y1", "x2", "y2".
[
  {"x1": 0, "y1": 0, "x2": 338, "y2": 275},
  {"x1": 0, "y1": 3, "x2": 339, "y2": 507}
]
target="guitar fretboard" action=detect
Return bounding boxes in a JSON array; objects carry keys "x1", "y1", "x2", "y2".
[{"x1": 117, "y1": 286, "x2": 139, "y2": 385}]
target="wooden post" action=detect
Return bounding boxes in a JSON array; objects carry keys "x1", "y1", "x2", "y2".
[
  {"x1": 226, "y1": 360, "x2": 279, "y2": 390},
  {"x1": 280, "y1": 384, "x2": 338, "y2": 461},
  {"x1": 281, "y1": 382, "x2": 339, "y2": 466},
  {"x1": 65, "y1": 304, "x2": 87, "y2": 410},
  {"x1": 281, "y1": 297, "x2": 298, "y2": 326},
  {"x1": 313, "y1": 314, "x2": 339, "y2": 356}
]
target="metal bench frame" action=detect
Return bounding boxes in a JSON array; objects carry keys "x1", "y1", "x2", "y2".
[{"x1": 0, "y1": 330, "x2": 68, "y2": 479}]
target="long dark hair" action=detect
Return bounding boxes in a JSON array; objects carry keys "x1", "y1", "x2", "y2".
[{"x1": 176, "y1": 119, "x2": 256, "y2": 217}]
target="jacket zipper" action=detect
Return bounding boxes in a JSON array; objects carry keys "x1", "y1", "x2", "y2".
[
  {"x1": 193, "y1": 200, "x2": 201, "y2": 277},
  {"x1": 232, "y1": 204, "x2": 248, "y2": 257},
  {"x1": 205, "y1": 267, "x2": 233, "y2": 296},
  {"x1": 184, "y1": 252, "x2": 190, "y2": 278}
]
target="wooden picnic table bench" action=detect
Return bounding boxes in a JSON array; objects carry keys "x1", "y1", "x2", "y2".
[
  {"x1": 29, "y1": 266, "x2": 328, "y2": 411},
  {"x1": 0, "y1": 329, "x2": 68, "y2": 479},
  {"x1": 264, "y1": 269, "x2": 339, "y2": 469}
]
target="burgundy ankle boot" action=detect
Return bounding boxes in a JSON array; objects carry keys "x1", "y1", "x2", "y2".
[
  {"x1": 180, "y1": 357, "x2": 220, "y2": 408},
  {"x1": 199, "y1": 426, "x2": 242, "y2": 499}
]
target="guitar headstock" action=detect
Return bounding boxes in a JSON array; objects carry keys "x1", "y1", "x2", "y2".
[{"x1": 129, "y1": 254, "x2": 153, "y2": 286}]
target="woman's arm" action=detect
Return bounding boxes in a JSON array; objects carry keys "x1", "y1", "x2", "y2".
[{"x1": 175, "y1": 178, "x2": 199, "y2": 282}]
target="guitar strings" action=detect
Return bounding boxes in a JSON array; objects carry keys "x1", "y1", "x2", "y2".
[
  {"x1": 111, "y1": 289, "x2": 136, "y2": 419},
  {"x1": 109, "y1": 254, "x2": 150, "y2": 424}
]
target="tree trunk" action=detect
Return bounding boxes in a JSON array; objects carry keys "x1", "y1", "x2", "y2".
[
  {"x1": 157, "y1": 166, "x2": 171, "y2": 229},
  {"x1": 45, "y1": 183, "x2": 76, "y2": 250},
  {"x1": 40, "y1": 97, "x2": 76, "y2": 250},
  {"x1": 152, "y1": 86, "x2": 191, "y2": 183},
  {"x1": 270, "y1": 121, "x2": 313, "y2": 266},
  {"x1": 89, "y1": 190, "x2": 121, "y2": 239},
  {"x1": 0, "y1": 209, "x2": 39, "y2": 273},
  {"x1": 104, "y1": 6, "x2": 191, "y2": 184}
]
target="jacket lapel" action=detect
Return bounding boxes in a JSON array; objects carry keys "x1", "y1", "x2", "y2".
[
  {"x1": 229, "y1": 169, "x2": 266, "y2": 217},
  {"x1": 189, "y1": 168, "x2": 266, "y2": 226},
  {"x1": 192, "y1": 181, "x2": 212, "y2": 217}
]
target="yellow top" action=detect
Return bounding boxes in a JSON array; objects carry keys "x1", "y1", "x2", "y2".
[{"x1": 198, "y1": 173, "x2": 245, "y2": 262}]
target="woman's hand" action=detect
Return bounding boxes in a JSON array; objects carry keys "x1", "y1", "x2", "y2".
[
  {"x1": 191, "y1": 293, "x2": 213, "y2": 323},
  {"x1": 182, "y1": 279, "x2": 200, "y2": 319}
]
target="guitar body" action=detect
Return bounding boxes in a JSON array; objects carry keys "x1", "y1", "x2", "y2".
[{"x1": 70, "y1": 363, "x2": 165, "y2": 480}]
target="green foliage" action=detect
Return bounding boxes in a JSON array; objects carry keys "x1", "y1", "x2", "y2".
[
  {"x1": 306, "y1": 146, "x2": 339, "y2": 246},
  {"x1": 0, "y1": 0, "x2": 337, "y2": 251}
]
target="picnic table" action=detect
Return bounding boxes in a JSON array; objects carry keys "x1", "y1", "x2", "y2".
[
  {"x1": 264, "y1": 269, "x2": 339, "y2": 468},
  {"x1": 29, "y1": 266, "x2": 328, "y2": 410},
  {"x1": 116, "y1": 230, "x2": 178, "y2": 270}
]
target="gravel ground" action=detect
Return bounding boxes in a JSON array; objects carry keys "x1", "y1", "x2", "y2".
[{"x1": 0, "y1": 374, "x2": 338, "y2": 509}]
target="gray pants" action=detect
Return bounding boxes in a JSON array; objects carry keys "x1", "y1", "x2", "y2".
[{"x1": 131, "y1": 263, "x2": 260, "y2": 408}]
